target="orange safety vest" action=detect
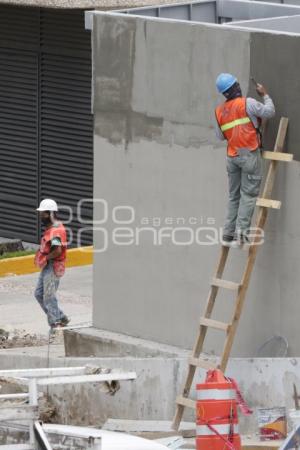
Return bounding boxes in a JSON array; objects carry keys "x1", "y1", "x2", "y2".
[
  {"x1": 215, "y1": 97, "x2": 260, "y2": 157},
  {"x1": 34, "y1": 222, "x2": 67, "y2": 277}
]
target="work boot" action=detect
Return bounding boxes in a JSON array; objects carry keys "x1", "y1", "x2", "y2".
[
  {"x1": 49, "y1": 317, "x2": 70, "y2": 335},
  {"x1": 221, "y1": 235, "x2": 234, "y2": 247},
  {"x1": 231, "y1": 233, "x2": 250, "y2": 249},
  {"x1": 60, "y1": 316, "x2": 70, "y2": 327},
  {"x1": 50, "y1": 322, "x2": 64, "y2": 331}
]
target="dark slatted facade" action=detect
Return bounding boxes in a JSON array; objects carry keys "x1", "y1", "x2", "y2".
[{"x1": 0, "y1": 6, "x2": 93, "y2": 245}]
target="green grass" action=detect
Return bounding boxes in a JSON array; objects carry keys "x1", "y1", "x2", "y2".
[{"x1": 0, "y1": 249, "x2": 36, "y2": 260}]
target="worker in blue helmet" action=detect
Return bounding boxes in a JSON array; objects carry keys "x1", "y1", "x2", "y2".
[
  {"x1": 215, "y1": 73, "x2": 275, "y2": 248},
  {"x1": 216, "y1": 73, "x2": 238, "y2": 94}
]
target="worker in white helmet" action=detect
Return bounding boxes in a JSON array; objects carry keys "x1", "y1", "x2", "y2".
[{"x1": 34, "y1": 199, "x2": 69, "y2": 329}]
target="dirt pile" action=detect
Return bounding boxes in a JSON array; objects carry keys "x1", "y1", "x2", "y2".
[{"x1": 0, "y1": 328, "x2": 48, "y2": 349}]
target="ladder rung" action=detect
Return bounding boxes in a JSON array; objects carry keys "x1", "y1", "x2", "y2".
[
  {"x1": 263, "y1": 151, "x2": 293, "y2": 162},
  {"x1": 256, "y1": 198, "x2": 281, "y2": 209},
  {"x1": 200, "y1": 317, "x2": 230, "y2": 332},
  {"x1": 176, "y1": 395, "x2": 196, "y2": 409},
  {"x1": 211, "y1": 277, "x2": 240, "y2": 291},
  {"x1": 189, "y1": 357, "x2": 217, "y2": 370}
]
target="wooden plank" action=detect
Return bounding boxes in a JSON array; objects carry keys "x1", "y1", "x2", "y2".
[
  {"x1": 36, "y1": 372, "x2": 137, "y2": 386},
  {"x1": 0, "y1": 366, "x2": 87, "y2": 379},
  {"x1": 242, "y1": 436, "x2": 283, "y2": 449},
  {"x1": 200, "y1": 317, "x2": 230, "y2": 332},
  {"x1": 256, "y1": 198, "x2": 281, "y2": 209},
  {"x1": 176, "y1": 396, "x2": 196, "y2": 409},
  {"x1": 172, "y1": 246, "x2": 229, "y2": 430},
  {"x1": 262, "y1": 117, "x2": 289, "y2": 199},
  {"x1": 262, "y1": 150, "x2": 293, "y2": 162},
  {"x1": 188, "y1": 357, "x2": 217, "y2": 370},
  {"x1": 0, "y1": 405, "x2": 38, "y2": 421},
  {"x1": 211, "y1": 277, "x2": 240, "y2": 290}
]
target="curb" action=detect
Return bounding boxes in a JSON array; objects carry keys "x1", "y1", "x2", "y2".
[{"x1": 0, "y1": 246, "x2": 93, "y2": 277}]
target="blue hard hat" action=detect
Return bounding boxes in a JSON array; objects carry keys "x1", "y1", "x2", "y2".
[{"x1": 216, "y1": 73, "x2": 237, "y2": 94}]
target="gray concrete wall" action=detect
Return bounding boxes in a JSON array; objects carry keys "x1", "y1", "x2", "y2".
[
  {"x1": 250, "y1": 32, "x2": 300, "y2": 158},
  {"x1": 91, "y1": 13, "x2": 300, "y2": 356}
]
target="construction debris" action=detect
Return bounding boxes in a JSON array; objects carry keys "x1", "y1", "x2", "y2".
[
  {"x1": 0, "y1": 331, "x2": 8, "y2": 345},
  {"x1": 0, "y1": 329, "x2": 48, "y2": 349},
  {"x1": 0, "y1": 366, "x2": 137, "y2": 449},
  {"x1": 85, "y1": 366, "x2": 120, "y2": 395},
  {"x1": 39, "y1": 396, "x2": 57, "y2": 423},
  {"x1": 0, "y1": 377, "x2": 27, "y2": 396}
]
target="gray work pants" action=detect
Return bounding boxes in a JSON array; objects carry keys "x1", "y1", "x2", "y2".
[{"x1": 223, "y1": 148, "x2": 263, "y2": 237}]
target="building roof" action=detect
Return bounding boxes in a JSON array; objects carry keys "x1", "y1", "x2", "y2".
[{"x1": 0, "y1": 0, "x2": 187, "y2": 9}]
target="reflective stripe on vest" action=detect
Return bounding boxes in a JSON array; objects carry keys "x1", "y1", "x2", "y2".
[
  {"x1": 197, "y1": 423, "x2": 239, "y2": 436},
  {"x1": 220, "y1": 117, "x2": 251, "y2": 132},
  {"x1": 197, "y1": 388, "x2": 236, "y2": 401},
  {"x1": 215, "y1": 97, "x2": 259, "y2": 156}
]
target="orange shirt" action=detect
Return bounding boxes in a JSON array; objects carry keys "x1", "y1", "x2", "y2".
[{"x1": 35, "y1": 222, "x2": 67, "y2": 277}]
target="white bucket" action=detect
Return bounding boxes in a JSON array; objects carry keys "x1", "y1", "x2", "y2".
[{"x1": 289, "y1": 409, "x2": 300, "y2": 429}]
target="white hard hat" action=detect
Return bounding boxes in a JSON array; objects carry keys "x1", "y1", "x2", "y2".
[{"x1": 36, "y1": 199, "x2": 58, "y2": 212}]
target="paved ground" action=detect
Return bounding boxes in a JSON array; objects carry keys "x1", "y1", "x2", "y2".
[{"x1": 0, "y1": 265, "x2": 92, "y2": 337}]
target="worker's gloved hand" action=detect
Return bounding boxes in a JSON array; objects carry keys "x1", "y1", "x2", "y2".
[
  {"x1": 256, "y1": 83, "x2": 268, "y2": 97},
  {"x1": 34, "y1": 251, "x2": 47, "y2": 269}
]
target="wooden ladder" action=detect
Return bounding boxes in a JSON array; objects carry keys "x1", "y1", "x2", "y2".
[{"x1": 172, "y1": 117, "x2": 293, "y2": 430}]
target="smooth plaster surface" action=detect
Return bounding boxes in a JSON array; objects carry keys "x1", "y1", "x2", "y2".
[
  {"x1": 250, "y1": 32, "x2": 300, "y2": 161},
  {"x1": 91, "y1": 13, "x2": 300, "y2": 356}
]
